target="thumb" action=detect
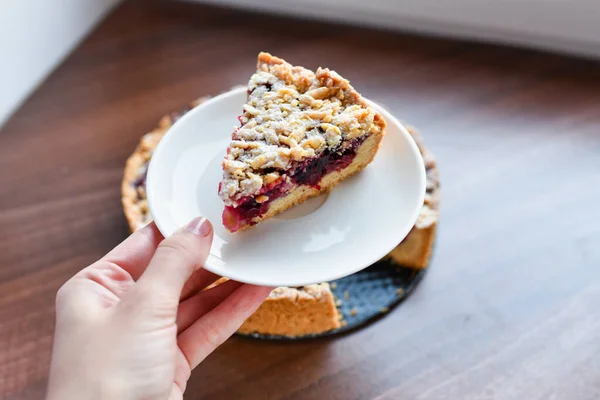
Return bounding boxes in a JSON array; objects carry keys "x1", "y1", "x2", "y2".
[{"x1": 127, "y1": 217, "x2": 214, "y2": 317}]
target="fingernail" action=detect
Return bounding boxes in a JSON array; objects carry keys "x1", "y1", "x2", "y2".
[{"x1": 183, "y1": 217, "x2": 212, "y2": 237}]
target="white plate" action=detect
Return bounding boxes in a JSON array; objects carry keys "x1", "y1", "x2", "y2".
[{"x1": 147, "y1": 87, "x2": 425, "y2": 287}]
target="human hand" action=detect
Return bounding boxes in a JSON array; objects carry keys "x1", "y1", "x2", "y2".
[{"x1": 46, "y1": 217, "x2": 272, "y2": 400}]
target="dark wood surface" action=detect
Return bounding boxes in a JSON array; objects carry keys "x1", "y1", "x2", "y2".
[{"x1": 2, "y1": 1, "x2": 600, "y2": 398}]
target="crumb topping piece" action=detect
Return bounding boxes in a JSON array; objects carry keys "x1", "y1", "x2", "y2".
[{"x1": 220, "y1": 52, "x2": 385, "y2": 205}]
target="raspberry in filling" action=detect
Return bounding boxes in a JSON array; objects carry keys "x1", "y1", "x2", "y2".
[
  {"x1": 218, "y1": 52, "x2": 386, "y2": 233},
  {"x1": 222, "y1": 137, "x2": 365, "y2": 232},
  {"x1": 291, "y1": 136, "x2": 367, "y2": 188}
]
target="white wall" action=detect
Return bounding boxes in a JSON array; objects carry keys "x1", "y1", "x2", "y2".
[
  {"x1": 0, "y1": 0, "x2": 121, "y2": 127},
  {"x1": 189, "y1": 0, "x2": 600, "y2": 59},
  {"x1": 2, "y1": 0, "x2": 598, "y2": 127}
]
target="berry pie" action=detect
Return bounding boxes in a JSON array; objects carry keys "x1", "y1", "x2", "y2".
[{"x1": 219, "y1": 53, "x2": 386, "y2": 232}]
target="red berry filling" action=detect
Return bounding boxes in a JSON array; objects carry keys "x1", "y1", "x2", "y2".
[
  {"x1": 223, "y1": 179, "x2": 292, "y2": 232},
  {"x1": 222, "y1": 135, "x2": 367, "y2": 232},
  {"x1": 290, "y1": 135, "x2": 367, "y2": 188}
]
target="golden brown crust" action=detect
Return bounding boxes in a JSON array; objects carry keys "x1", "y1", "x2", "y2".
[
  {"x1": 202, "y1": 278, "x2": 341, "y2": 336},
  {"x1": 387, "y1": 125, "x2": 439, "y2": 268},
  {"x1": 387, "y1": 223, "x2": 436, "y2": 268},
  {"x1": 122, "y1": 129, "x2": 165, "y2": 232},
  {"x1": 121, "y1": 97, "x2": 211, "y2": 233},
  {"x1": 237, "y1": 283, "x2": 341, "y2": 336}
]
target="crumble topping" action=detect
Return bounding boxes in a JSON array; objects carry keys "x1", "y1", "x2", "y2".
[
  {"x1": 269, "y1": 283, "x2": 333, "y2": 300},
  {"x1": 219, "y1": 52, "x2": 385, "y2": 205}
]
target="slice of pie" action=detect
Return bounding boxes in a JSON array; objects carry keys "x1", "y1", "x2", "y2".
[{"x1": 218, "y1": 53, "x2": 386, "y2": 232}]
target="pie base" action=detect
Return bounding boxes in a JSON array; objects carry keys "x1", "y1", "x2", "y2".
[
  {"x1": 237, "y1": 284, "x2": 341, "y2": 336},
  {"x1": 387, "y1": 124, "x2": 439, "y2": 269},
  {"x1": 387, "y1": 223, "x2": 436, "y2": 269}
]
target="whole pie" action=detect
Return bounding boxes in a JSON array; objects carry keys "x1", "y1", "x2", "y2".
[
  {"x1": 122, "y1": 93, "x2": 439, "y2": 337},
  {"x1": 220, "y1": 53, "x2": 386, "y2": 232}
]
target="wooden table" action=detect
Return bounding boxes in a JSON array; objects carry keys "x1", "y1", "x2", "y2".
[{"x1": 2, "y1": 1, "x2": 599, "y2": 398}]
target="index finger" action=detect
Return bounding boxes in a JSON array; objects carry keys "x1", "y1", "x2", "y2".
[
  {"x1": 177, "y1": 284, "x2": 273, "y2": 368},
  {"x1": 101, "y1": 222, "x2": 163, "y2": 280}
]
